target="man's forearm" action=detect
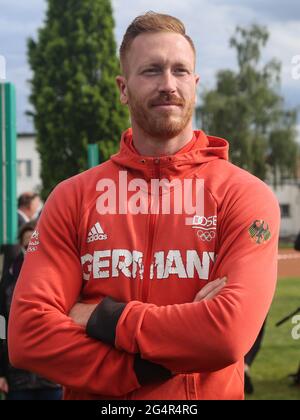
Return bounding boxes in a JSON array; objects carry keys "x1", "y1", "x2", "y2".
[{"x1": 69, "y1": 302, "x2": 173, "y2": 385}]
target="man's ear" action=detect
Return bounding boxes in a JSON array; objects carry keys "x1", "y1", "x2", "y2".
[
  {"x1": 116, "y1": 76, "x2": 128, "y2": 105},
  {"x1": 195, "y1": 74, "x2": 200, "y2": 104}
]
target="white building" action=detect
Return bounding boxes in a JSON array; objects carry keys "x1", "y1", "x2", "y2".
[
  {"x1": 269, "y1": 181, "x2": 300, "y2": 239},
  {"x1": 17, "y1": 133, "x2": 41, "y2": 196}
]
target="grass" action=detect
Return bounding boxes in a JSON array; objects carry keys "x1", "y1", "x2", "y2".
[
  {"x1": 246, "y1": 278, "x2": 300, "y2": 400},
  {"x1": 278, "y1": 242, "x2": 295, "y2": 250}
]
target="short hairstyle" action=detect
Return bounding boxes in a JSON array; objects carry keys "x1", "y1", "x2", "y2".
[
  {"x1": 18, "y1": 220, "x2": 37, "y2": 243},
  {"x1": 120, "y1": 11, "x2": 196, "y2": 73},
  {"x1": 18, "y1": 192, "x2": 39, "y2": 209}
]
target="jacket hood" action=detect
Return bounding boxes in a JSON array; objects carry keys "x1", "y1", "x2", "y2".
[{"x1": 111, "y1": 128, "x2": 229, "y2": 181}]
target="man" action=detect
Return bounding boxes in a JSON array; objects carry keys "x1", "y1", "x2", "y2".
[
  {"x1": 0, "y1": 222, "x2": 62, "y2": 400},
  {"x1": 9, "y1": 12, "x2": 280, "y2": 400},
  {"x1": 17, "y1": 192, "x2": 41, "y2": 228}
]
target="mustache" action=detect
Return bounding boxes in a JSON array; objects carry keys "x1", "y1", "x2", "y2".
[{"x1": 149, "y1": 94, "x2": 184, "y2": 107}]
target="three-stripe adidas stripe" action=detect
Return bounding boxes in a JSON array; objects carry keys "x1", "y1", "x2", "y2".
[{"x1": 87, "y1": 222, "x2": 107, "y2": 243}]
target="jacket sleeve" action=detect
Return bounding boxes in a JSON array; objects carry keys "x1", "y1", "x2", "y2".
[
  {"x1": 8, "y1": 179, "x2": 146, "y2": 396},
  {"x1": 95, "y1": 180, "x2": 280, "y2": 373}
]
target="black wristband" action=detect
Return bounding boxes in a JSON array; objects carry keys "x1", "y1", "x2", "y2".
[
  {"x1": 134, "y1": 354, "x2": 173, "y2": 386},
  {"x1": 86, "y1": 297, "x2": 126, "y2": 346}
]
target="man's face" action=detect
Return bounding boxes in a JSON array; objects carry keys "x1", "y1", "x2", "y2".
[
  {"x1": 117, "y1": 32, "x2": 199, "y2": 140},
  {"x1": 29, "y1": 196, "x2": 41, "y2": 218}
]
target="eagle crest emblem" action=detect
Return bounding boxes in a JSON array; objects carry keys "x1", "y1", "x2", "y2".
[{"x1": 249, "y1": 220, "x2": 271, "y2": 244}]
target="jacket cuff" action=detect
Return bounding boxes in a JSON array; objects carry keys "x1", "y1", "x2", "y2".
[
  {"x1": 86, "y1": 297, "x2": 126, "y2": 346},
  {"x1": 134, "y1": 354, "x2": 173, "y2": 386}
]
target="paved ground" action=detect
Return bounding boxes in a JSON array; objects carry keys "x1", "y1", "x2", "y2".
[{"x1": 278, "y1": 249, "x2": 300, "y2": 279}]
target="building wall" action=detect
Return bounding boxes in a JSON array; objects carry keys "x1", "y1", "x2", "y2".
[
  {"x1": 269, "y1": 183, "x2": 300, "y2": 238},
  {"x1": 16, "y1": 134, "x2": 41, "y2": 196}
]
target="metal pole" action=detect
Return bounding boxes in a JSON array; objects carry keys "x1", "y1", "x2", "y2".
[
  {"x1": 0, "y1": 83, "x2": 6, "y2": 245},
  {"x1": 88, "y1": 143, "x2": 99, "y2": 168},
  {"x1": 0, "y1": 82, "x2": 17, "y2": 246},
  {"x1": 4, "y1": 83, "x2": 17, "y2": 244}
]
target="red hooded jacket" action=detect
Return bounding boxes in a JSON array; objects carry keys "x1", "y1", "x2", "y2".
[{"x1": 8, "y1": 129, "x2": 280, "y2": 400}]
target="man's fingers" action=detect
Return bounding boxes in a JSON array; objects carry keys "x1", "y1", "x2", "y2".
[
  {"x1": 203, "y1": 283, "x2": 226, "y2": 300},
  {"x1": 194, "y1": 277, "x2": 227, "y2": 302},
  {"x1": 0, "y1": 378, "x2": 9, "y2": 393},
  {"x1": 202, "y1": 278, "x2": 225, "y2": 294},
  {"x1": 197, "y1": 277, "x2": 226, "y2": 297}
]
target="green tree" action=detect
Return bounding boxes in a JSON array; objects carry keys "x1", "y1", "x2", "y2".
[
  {"x1": 197, "y1": 24, "x2": 298, "y2": 184},
  {"x1": 28, "y1": 0, "x2": 129, "y2": 199}
]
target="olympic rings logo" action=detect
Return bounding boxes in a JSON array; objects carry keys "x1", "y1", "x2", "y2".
[{"x1": 197, "y1": 230, "x2": 216, "y2": 241}]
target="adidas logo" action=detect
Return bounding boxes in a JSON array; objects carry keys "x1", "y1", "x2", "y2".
[{"x1": 87, "y1": 222, "x2": 108, "y2": 243}]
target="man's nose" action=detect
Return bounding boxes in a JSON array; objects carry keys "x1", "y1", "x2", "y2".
[{"x1": 158, "y1": 70, "x2": 176, "y2": 93}]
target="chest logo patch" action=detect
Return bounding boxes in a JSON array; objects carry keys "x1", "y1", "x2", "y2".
[{"x1": 187, "y1": 215, "x2": 217, "y2": 242}]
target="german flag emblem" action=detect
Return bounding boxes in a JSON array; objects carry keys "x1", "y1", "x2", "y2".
[{"x1": 249, "y1": 220, "x2": 271, "y2": 244}]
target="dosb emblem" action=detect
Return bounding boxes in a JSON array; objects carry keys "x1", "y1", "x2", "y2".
[{"x1": 192, "y1": 215, "x2": 217, "y2": 242}]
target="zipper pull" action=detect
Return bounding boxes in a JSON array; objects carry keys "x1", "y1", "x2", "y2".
[{"x1": 154, "y1": 158, "x2": 160, "y2": 178}]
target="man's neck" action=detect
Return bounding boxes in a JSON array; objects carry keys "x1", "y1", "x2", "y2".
[{"x1": 131, "y1": 122, "x2": 194, "y2": 157}]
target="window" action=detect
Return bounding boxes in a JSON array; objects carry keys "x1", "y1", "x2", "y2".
[
  {"x1": 17, "y1": 159, "x2": 32, "y2": 178},
  {"x1": 280, "y1": 204, "x2": 291, "y2": 219}
]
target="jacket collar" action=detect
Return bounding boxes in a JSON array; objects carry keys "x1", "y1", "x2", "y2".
[{"x1": 111, "y1": 128, "x2": 229, "y2": 181}]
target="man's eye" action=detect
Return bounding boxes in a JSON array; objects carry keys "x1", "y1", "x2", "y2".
[
  {"x1": 174, "y1": 68, "x2": 189, "y2": 74},
  {"x1": 143, "y1": 68, "x2": 160, "y2": 74}
]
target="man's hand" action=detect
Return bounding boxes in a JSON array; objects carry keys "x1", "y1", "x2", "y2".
[
  {"x1": 0, "y1": 377, "x2": 9, "y2": 394},
  {"x1": 193, "y1": 277, "x2": 227, "y2": 302},
  {"x1": 69, "y1": 303, "x2": 97, "y2": 327}
]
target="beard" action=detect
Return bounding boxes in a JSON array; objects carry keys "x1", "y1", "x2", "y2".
[{"x1": 127, "y1": 90, "x2": 195, "y2": 140}]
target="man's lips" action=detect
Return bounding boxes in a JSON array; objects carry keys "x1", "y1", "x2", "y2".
[{"x1": 151, "y1": 102, "x2": 183, "y2": 108}]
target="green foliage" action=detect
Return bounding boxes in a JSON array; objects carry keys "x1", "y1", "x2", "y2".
[
  {"x1": 246, "y1": 278, "x2": 300, "y2": 400},
  {"x1": 27, "y1": 0, "x2": 129, "y2": 199},
  {"x1": 197, "y1": 25, "x2": 298, "y2": 183}
]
